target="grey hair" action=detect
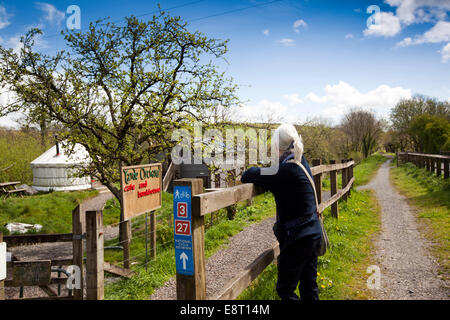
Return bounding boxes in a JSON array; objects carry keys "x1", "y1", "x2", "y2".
[{"x1": 273, "y1": 124, "x2": 304, "y2": 162}]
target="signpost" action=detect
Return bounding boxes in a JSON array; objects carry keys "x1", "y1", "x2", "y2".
[
  {"x1": 120, "y1": 163, "x2": 162, "y2": 269},
  {"x1": 173, "y1": 178, "x2": 206, "y2": 300},
  {"x1": 173, "y1": 185, "x2": 194, "y2": 276}
]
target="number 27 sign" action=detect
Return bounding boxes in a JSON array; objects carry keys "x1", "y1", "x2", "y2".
[{"x1": 175, "y1": 220, "x2": 191, "y2": 236}]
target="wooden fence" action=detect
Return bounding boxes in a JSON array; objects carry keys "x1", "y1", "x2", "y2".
[
  {"x1": 174, "y1": 159, "x2": 355, "y2": 300},
  {"x1": 397, "y1": 152, "x2": 450, "y2": 179},
  {"x1": 1, "y1": 201, "x2": 109, "y2": 300},
  {"x1": 0, "y1": 158, "x2": 355, "y2": 301}
]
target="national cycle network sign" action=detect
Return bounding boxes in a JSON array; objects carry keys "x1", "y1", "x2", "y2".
[{"x1": 173, "y1": 186, "x2": 194, "y2": 276}]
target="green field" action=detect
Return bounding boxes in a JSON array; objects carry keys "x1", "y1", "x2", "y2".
[
  {"x1": 0, "y1": 190, "x2": 99, "y2": 235},
  {"x1": 390, "y1": 162, "x2": 450, "y2": 279}
]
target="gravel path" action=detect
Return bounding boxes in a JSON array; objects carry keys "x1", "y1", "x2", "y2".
[{"x1": 358, "y1": 158, "x2": 449, "y2": 300}]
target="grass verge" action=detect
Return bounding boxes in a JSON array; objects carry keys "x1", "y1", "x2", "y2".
[{"x1": 390, "y1": 162, "x2": 449, "y2": 279}]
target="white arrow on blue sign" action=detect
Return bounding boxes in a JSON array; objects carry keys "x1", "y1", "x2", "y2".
[{"x1": 180, "y1": 252, "x2": 188, "y2": 270}]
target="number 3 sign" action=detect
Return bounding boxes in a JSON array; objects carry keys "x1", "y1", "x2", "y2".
[{"x1": 177, "y1": 202, "x2": 188, "y2": 218}]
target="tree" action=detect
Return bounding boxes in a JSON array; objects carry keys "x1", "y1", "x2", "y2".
[
  {"x1": 0, "y1": 11, "x2": 239, "y2": 202},
  {"x1": 390, "y1": 95, "x2": 450, "y2": 151},
  {"x1": 409, "y1": 115, "x2": 450, "y2": 153},
  {"x1": 340, "y1": 109, "x2": 384, "y2": 159}
]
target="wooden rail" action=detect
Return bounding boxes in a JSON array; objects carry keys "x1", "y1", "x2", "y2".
[
  {"x1": 4, "y1": 233, "x2": 73, "y2": 247},
  {"x1": 398, "y1": 152, "x2": 449, "y2": 179},
  {"x1": 163, "y1": 161, "x2": 175, "y2": 192},
  {"x1": 175, "y1": 159, "x2": 355, "y2": 300}
]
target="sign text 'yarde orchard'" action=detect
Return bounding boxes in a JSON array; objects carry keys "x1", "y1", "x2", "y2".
[{"x1": 120, "y1": 163, "x2": 162, "y2": 220}]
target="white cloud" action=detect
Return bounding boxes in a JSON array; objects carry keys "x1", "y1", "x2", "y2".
[
  {"x1": 1, "y1": 33, "x2": 48, "y2": 53},
  {"x1": 364, "y1": 1, "x2": 450, "y2": 40},
  {"x1": 283, "y1": 93, "x2": 303, "y2": 106},
  {"x1": 277, "y1": 38, "x2": 295, "y2": 47},
  {"x1": 364, "y1": 11, "x2": 402, "y2": 37},
  {"x1": 232, "y1": 82, "x2": 412, "y2": 124},
  {"x1": 0, "y1": 5, "x2": 12, "y2": 29},
  {"x1": 305, "y1": 92, "x2": 327, "y2": 103},
  {"x1": 293, "y1": 19, "x2": 307, "y2": 33},
  {"x1": 263, "y1": 29, "x2": 270, "y2": 36},
  {"x1": 35, "y1": 2, "x2": 65, "y2": 27},
  {"x1": 397, "y1": 20, "x2": 450, "y2": 46},
  {"x1": 2, "y1": 35, "x2": 23, "y2": 53},
  {"x1": 233, "y1": 99, "x2": 298, "y2": 123},
  {"x1": 306, "y1": 81, "x2": 412, "y2": 118},
  {"x1": 441, "y1": 42, "x2": 450, "y2": 63},
  {"x1": 345, "y1": 33, "x2": 354, "y2": 39},
  {"x1": 385, "y1": 0, "x2": 450, "y2": 25}
]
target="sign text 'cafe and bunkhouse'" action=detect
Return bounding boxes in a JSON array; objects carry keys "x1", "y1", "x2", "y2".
[{"x1": 120, "y1": 163, "x2": 162, "y2": 220}]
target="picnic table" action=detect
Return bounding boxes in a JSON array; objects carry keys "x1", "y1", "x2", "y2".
[{"x1": 0, "y1": 181, "x2": 27, "y2": 198}]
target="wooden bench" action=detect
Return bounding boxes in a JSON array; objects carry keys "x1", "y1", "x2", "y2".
[
  {"x1": 7, "y1": 188, "x2": 27, "y2": 196},
  {"x1": 0, "y1": 182, "x2": 27, "y2": 198}
]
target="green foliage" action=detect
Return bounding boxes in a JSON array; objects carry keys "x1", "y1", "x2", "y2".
[
  {"x1": 0, "y1": 128, "x2": 51, "y2": 184},
  {"x1": 0, "y1": 12, "x2": 239, "y2": 201},
  {"x1": 409, "y1": 114, "x2": 450, "y2": 153},
  {"x1": 390, "y1": 95, "x2": 450, "y2": 151},
  {"x1": 340, "y1": 109, "x2": 385, "y2": 159}
]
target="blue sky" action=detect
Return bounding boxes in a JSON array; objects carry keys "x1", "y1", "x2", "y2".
[{"x1": 0, "y1": 0, "x2": 449, "y2": 127}]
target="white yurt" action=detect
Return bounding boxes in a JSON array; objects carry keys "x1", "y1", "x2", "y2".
[{"x1": 30, "y1": 142, "x2": 92, "y2": 192}]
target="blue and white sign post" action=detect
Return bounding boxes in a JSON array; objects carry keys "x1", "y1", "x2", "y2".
[{"x1": 173, "y1": 185, "x2": 194, "y2": 276}]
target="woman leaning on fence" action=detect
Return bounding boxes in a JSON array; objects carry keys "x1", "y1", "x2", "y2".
[{"x1": 241, "y1": 124, "x2": 322, "y2": 300}]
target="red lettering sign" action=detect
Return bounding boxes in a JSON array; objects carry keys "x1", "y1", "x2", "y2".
[
  {"x1": 123, "y1": 184, "x2": 135, "y2": 192},
  {"x1": 139, "y1": 180, "x2": 148, "y2": 189},
  {"x1": 175, "y1": 220, "x2": 191, "y2": 236},
  {"x1": 137, "y1": 187, "x2": 161, "y2": 198}
]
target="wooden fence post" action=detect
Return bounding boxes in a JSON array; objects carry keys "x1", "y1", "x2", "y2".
[
  {"x1": 175, "y1": 178, "x2": 206, "y2": 300},
  {"x1": 72, "y1": 205, "x2": 85, "y2": 300},
  {"x1": 347, "y1": 158, "x2": 354, "y2": 198},
  {"x1": 329, "y1": 160, "x2": 338, "y2": 219},
  {"x1": 0, "y1": 233, "x2": 4, "y2": 300},
  {"x1": 444, "y1": 159, "x2": 449, "y2": 180},
  {"x1": 120, "y1": 219, "x2": 132, "y2": 269},
  {"x1": 85, "y1": 210, "x2": 104, "y2": 300},
  {"x1": 150, "y1": 211, "x2": 156, "y2": 258},
  {"x1": 312, "y1": 159, "x2": 322, "y2": 205},
  {"x1": 341, "y1": 159, "x2": 348, "y2": 201},
  {"x1": 436, "y1": 158, "x2": 442, "y2": 177}
]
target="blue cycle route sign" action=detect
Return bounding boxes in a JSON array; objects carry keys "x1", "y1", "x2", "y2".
[{"x1": 173, "y1": 185, "x2": 194, "y2": 276}]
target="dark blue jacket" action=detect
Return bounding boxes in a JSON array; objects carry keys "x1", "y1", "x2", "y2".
[{"x1": 241, "y1": 154, "x2": 322, "y2": 241}]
